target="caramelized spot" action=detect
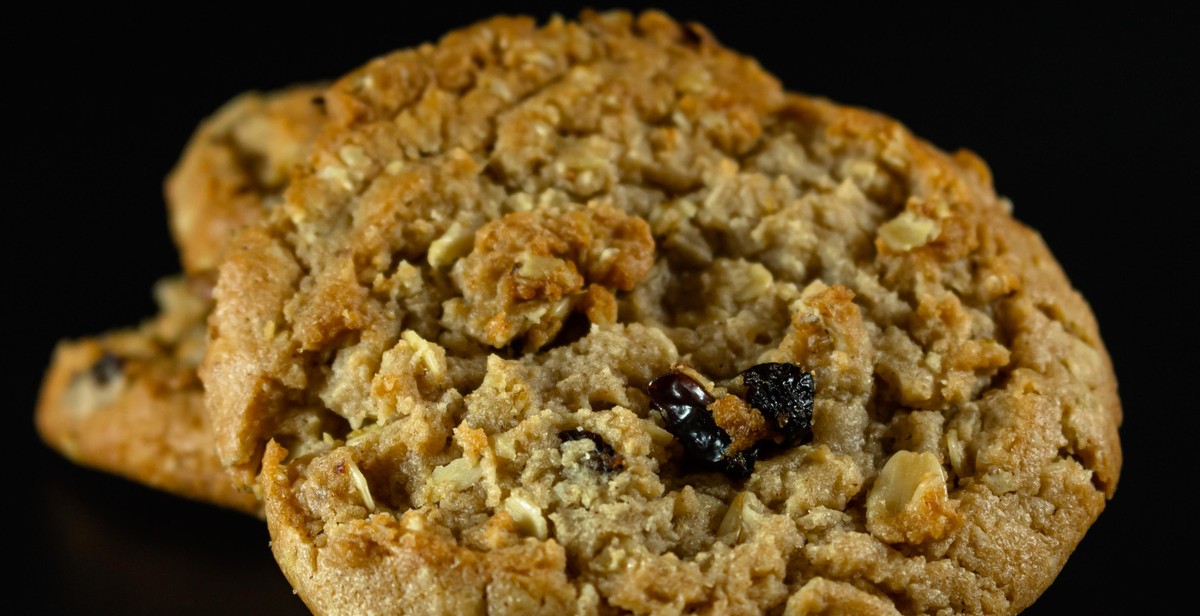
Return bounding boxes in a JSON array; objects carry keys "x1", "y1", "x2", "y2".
[
  {"x1": 449, "y1": 205, "x2": 654, "y2": 350},
  {"x1": 708, "y1": 395, "x2": 769, "y2": 454}
]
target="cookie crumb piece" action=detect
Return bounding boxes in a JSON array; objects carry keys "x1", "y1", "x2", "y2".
[
  {"x1": 708, "y1": 396, "x2": 770, "y2": 454},
  {"x1": 866, "y1": 451, "x2": 958, "y2": 544},
  {"x1": 447, "y1": 205, "x2": 654, "y2": 350}
]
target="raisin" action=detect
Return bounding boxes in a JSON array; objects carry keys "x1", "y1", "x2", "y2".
[
  {"x1": 647, "y1": 363, "x2": 817, "y2": 481},
  {"x1": 559, "y1": 429, "x2": 623, "y2": 473},
  {"x1": 647, "y1": 371, "x2": 751, "y2": 479},
  {"x1": 89, "y1": 352, "x2": 124, "y2": 385},
  {"x1": 741, "y1": 363, "x2": 815, "y2": 445}
]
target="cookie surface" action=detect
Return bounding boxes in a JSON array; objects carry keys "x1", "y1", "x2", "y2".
[
  {"x1": 36, "y1": 85, "x2": 327, "y2": 512},
  {"x1": 203, "y1": 10, "x2": 1121, "y2": 614}
]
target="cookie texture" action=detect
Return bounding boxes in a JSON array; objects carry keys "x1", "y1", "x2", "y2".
[
  {"x1": 36, "y1": 276, "x2": 258, "y2": 513},
  {"x1": 166, "y1": 83, "x2": 327, "y2": 273},
  {"x1": 203, "y1": 10, "x2": 1122, "y2": 614},
  {"x1": 36, "y1": 85, "x2": 327, "y2": 512}
]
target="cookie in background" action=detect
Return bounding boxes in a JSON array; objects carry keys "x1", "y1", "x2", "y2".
[{"x1": 35, "y1": 84, "x2": 327, "y2": 514}]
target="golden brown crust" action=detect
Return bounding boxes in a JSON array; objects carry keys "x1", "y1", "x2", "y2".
[
  {"x1": 35, "y1": 277, "x2": 258, "y2": 514},
  {"x1": 449, "y1": 204, "x2": 654, "y2": 351},
  {"x1": 165, "y1": 83, "x2": 327, "y2": 273},
  {"x1": 205, "y1": 10, "x2": 1121, "y2": 614}
]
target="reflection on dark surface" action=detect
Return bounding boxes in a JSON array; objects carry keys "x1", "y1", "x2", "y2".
[{"x1": 32, "y1": 448, "x2": 308, "y2": 615}]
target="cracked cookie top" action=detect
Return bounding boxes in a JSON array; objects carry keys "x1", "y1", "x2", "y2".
[{"x1": 201, "y1": 10, "x2": 1121, "y2": 615}]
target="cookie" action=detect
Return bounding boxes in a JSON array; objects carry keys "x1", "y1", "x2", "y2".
[
  {"x1": 202, "y1": 10, "x2": 1122, "y2": 614},
  {"x1": 36, "y1": 276, "x2": 259, "y2": 513},
  {"x1": 36, "y1": 85, "x2": 326, "y2": 512},
  {"x1": 166, "y1": 83, "x2": 327, "y2": 273}
]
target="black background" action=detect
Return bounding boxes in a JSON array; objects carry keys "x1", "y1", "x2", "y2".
[{"x1": 14, "y1": 3, "x2": 1195, "y2": 613}]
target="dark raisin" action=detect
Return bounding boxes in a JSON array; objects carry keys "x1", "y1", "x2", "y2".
[
  {"x1": 741, "y1": 363, "x2": 815, "y2": 445},
  {"x1": 647, "y1": 363, "x2": 817, "y2": 481},
  {"x1": 647, "y1": 371, "x2": 749, "y2": 478},
  {"x1": 89, "y1": 352, "x2": 124, "y2": 385},
  {"x1": 311, "y1": 95, "x2": 326, "y2": 107},
  {"x1": 559, "y1": 429, "x2": 623, "y2": 473}
]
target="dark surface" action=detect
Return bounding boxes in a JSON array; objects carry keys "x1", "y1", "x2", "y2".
[{"x1": 14, "y1": 3, "x2": 1194, "y2": 613}]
